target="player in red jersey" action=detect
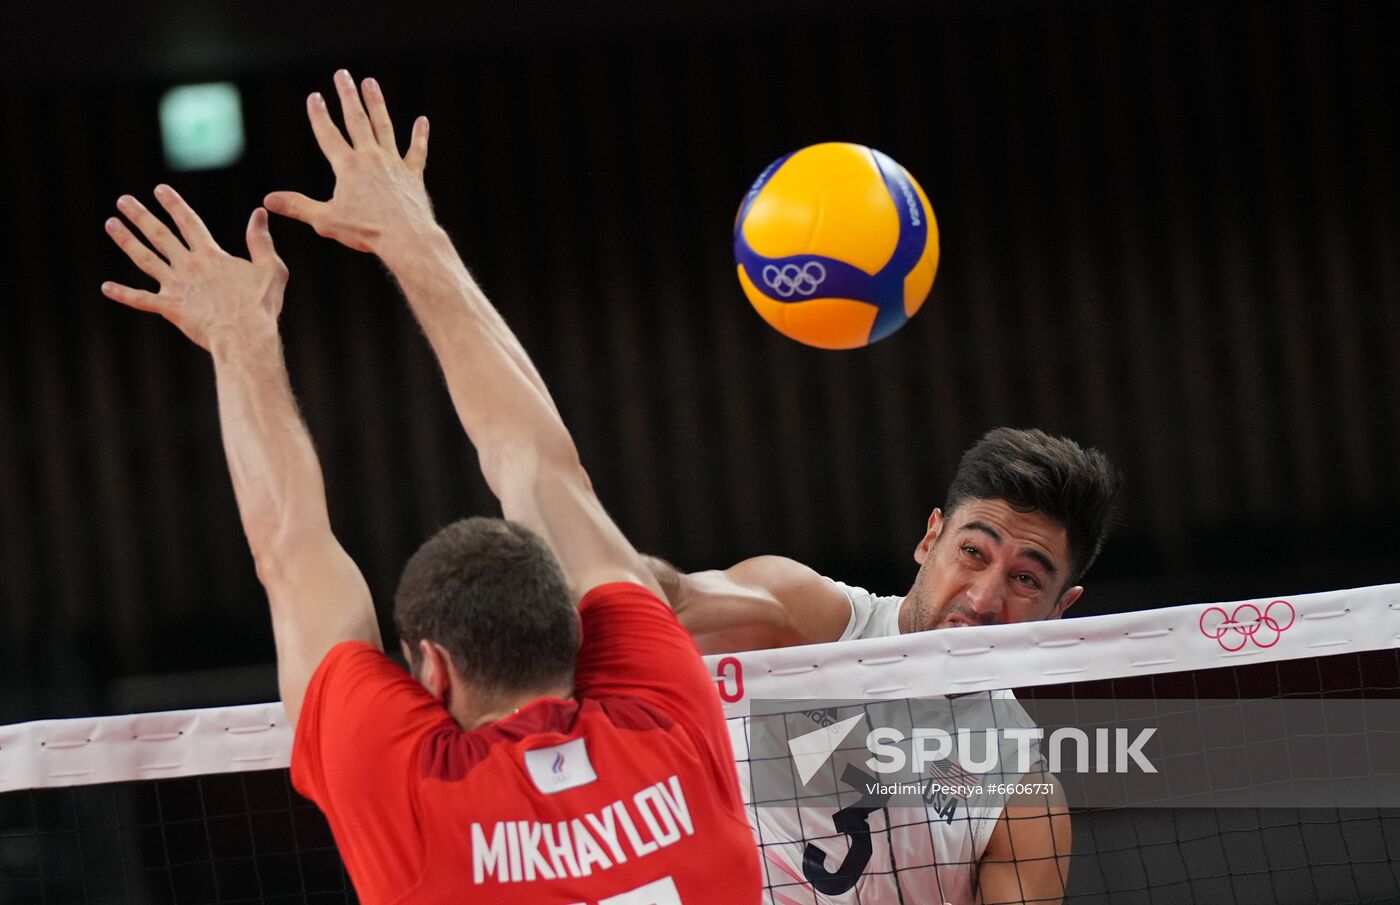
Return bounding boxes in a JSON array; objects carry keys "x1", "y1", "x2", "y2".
[{"x1": 103, "y1": 70, "x2": 761, "y2": 905}]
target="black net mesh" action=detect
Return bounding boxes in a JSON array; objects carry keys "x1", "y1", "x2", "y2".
[{"x1": 1, "y1": 770, "x2": 353, "y2": 905}]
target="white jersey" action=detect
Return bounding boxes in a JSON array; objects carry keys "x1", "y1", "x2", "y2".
[
  {"x1": 835, "y1": 580, "x2": 904, "y2": 641},
  {"x1": 740, "y1": 580, "x2": 1036, "y2": 905}
]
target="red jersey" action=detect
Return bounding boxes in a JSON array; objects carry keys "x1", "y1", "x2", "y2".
[{"x1": 292, "y1": 582, "x2": 761, "y2": 905}]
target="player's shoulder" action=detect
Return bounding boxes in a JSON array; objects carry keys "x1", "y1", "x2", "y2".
[
  {"x1": 316, "y1": 638, "x2": 394, "y2": 672},
  {"x1": 292, "y1": 641, "x2": 454, "y2": 807},
  {"x1": 577, "y1": 580, "x2": 693, "y2": 647},
  {"x1": 825, "y1": 579, "x2": 904, "y2": 640},
  {"x1": 301, "y1": 639, "x2": 432, "y2": 721}
]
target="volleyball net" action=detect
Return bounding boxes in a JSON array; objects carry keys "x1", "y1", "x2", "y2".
[{"x1": 3, "y1": 583, "x2": 1398, "y2": 904}]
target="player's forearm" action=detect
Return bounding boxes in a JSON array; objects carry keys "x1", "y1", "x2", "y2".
[
  {"x1": 376, "y1": 222, "x2": 578, "y2": 499},
  {"x1": 374, "y1": 222, "x2": 658, "y2": 598},
  {"x1": 209, "y1": 320, "x2": 334, "y2": 582}
]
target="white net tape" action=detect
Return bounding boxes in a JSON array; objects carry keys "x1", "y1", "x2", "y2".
[{"x1": 5, "y1": 583, "x2": 1396, "y2": 792}]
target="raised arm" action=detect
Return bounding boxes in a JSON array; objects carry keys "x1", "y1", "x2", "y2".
[
  {"x1": 102, "y1": 191, "x2": 378, "y2": 726},
  {"x1": 265, "y1": 71, "x2": 657, "y2": 600},
  {"x1": 645, "y1": 554, "x2": 853, "y2": 653}
]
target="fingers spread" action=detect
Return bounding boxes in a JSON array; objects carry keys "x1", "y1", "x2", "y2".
[
  {"x1": 105, "y1": 217, "x2": 170, "y2": 282},
  {"x1": 333, "y1": 68, "x2": 377, "y2": 148},
  {"x1": 116, "y1": 194, "x2": 186, "y2": 261},
  {"x1": 307, "y1": 92, "x2": 352, "y2": 164},
  {"x1": 101, "y1": 280, "x2": 164, "y2": 314},
  {"x1": 404, "y1": 116, "x2": 430, "y2": 175},
  {"x1": 154, "y1": 184, "x2": 217, "y2": 251},
  {"x1": 361, "y1": 77, "x2": 398, "y2": 154}
]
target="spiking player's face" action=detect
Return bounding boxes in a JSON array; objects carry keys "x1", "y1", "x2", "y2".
[{"x1": 902, "y1": 498, "x2": 1083, "y2": 632}]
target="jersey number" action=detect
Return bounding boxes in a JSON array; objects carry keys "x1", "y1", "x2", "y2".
[
  {"x1": 569, "y1": 876, "x2": 682, "y2": 905},
  {"x1": 802, "y1": 803, "x2": 876, "y2": 896},
  {"x1": 801, "y1": 764, "x2": 890, "y2": 895}
]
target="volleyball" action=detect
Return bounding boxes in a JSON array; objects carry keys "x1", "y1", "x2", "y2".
[{"x1": 733, "y1": 142, "x2": 939, "y2": 349}]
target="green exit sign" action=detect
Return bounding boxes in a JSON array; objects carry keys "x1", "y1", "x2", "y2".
[{"x1": 159, "y1": 83, "x2": 245, "y2": 171}]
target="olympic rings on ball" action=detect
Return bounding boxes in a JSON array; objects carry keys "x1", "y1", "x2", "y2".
[{"x1": 761, "y1": 261, "x2": 827, "y2": 298}]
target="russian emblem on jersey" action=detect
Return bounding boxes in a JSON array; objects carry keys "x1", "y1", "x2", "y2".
[
  {"x1": 734, "y1": 142, "x2": 940, "y2": 349},
  {"x1": 524, "y1": 737, "x2": 597, "y2": 794}
]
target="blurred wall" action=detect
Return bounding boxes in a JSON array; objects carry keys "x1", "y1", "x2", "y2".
[{"x1": 1, "y1": 0, "x2": 1396, "y2": 719}]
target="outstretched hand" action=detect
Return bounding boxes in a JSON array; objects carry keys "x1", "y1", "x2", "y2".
[
  {"x1": 102, "y1": 187, "x2": 287, "y2": 350},
  {"x1": 265, "y1": 70, "x2": 432, "y2": 254}
]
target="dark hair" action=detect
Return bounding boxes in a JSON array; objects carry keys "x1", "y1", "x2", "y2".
[
  {"x1": 946, "y1": 428, "x2": 1121, "y2": 586},
  {"x1": 394, "y1": 517, "x2": 578, "y2": 695}
]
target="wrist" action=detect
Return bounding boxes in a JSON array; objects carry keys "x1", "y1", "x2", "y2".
[
  {"x1": 208, "y1": 314, "x2": 281, "y2": 361},
  {"x1": 374, "y1": 217, "x2": 452, "y2": 272}
]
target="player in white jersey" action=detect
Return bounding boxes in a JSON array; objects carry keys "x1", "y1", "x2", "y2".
[
  {"x1": 740, "y1": 582, "x2": 1048, "y2": 904},
  {"x1": 648, "y1": 428, "x2": 1122, "y2": 903}
]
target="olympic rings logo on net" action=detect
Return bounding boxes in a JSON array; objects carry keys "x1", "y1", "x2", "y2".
[
  {"x1": 762, "y1": 261, "x2": 827, "y2": 298},
  {"x1": 1198, "y1": 600, "x2": 1296, "y2": 651}
]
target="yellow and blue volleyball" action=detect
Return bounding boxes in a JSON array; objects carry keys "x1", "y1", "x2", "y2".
[{"x1": 734, "y1": 142, "x2": 939, "y2": 349}]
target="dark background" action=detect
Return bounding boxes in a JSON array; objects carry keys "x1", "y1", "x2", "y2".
[{"x1": 2, "y1": 0, "x2": 1397, "y2": 723}]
